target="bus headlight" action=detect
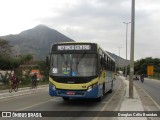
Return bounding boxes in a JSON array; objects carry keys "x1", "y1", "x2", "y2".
[
  {"x1": 87, "y1": 86, "x2": 92, "y2": 92},
  {"x1": 50, "y1": 82, "x2": 56, "y2": 90},
  {"x1": 52, "y1": 84, "x2": 56, "y2": 90},
  {"x1": 87, "y1": 82, "x2": 98, "y2": 92}
]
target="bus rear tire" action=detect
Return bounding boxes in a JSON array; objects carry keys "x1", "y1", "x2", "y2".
[{"x1": 109, "y1": 81, "x2": 113, "y2": 93}]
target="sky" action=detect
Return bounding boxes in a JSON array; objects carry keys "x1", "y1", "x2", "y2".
[{"x1": 0, "y1": 0, "x2": 160, "y2": 60}]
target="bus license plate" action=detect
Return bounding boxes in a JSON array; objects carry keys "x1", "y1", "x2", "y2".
[{"x1": 67, "y1": 91, "x2": 75, "y2": 95}]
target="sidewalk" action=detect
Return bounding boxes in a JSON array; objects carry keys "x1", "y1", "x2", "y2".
[
  {"x1": 117, "y1": 76, "x2": 147, "y2": 120},
  {"x1": 0, "y1": 85, "x2": 48, "y2": 99}
]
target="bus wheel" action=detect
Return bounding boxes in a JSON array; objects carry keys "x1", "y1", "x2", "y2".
[
  {"x1": 109, "y1": 88, "x2": 112, "y2": 93},
  {"x1": 109, "y1": 81, "x2": 113, "y2": 93},
  {"x1": 97, "y1": 96, "x2": 103, "y2": 102},
  {"x1": 63, "y1": 97, "x2": 69, "y2": 101}
]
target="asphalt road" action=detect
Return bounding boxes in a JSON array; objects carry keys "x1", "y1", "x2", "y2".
[
  {"x1": 0, "y1": 77, "x2": 122, "y2": 120},
  {"x1": 134, "y1": 78, "x2": 160, "y2": 106}
]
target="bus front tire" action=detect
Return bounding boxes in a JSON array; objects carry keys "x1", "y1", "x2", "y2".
[
  {"x1": 109, "y1": 88, "x2": 112, "y2": 93},
  {"x1": 63, "y1": 97, "x2": 69, "y2": 101}
]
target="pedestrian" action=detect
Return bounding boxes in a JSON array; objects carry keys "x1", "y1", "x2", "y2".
[{"x1": 10, "y1": 74, "x2": 19, "y2": 86}]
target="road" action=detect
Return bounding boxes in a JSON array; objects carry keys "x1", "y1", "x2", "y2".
[
  {"x1": 0, "y1": 77, "x2": 123, "y2": 120},
  {"x1": 134, "y1": 78, "x2": 160, "y2": 106}
]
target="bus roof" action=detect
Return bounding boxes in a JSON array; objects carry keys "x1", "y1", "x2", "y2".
[{"x1": 51, "y1": 42, "x2": 115, "y2": 62}]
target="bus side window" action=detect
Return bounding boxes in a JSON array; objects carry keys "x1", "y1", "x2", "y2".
[
  {"x1": 109, "y1": 59, "x2": 111, "y2": 71},
  {"x1": 104, "y1": 56, "x2": 107, "y2": 70},
  {"x1": 100, "y1": 58, "x2": 104, "y2": 69},
  {"x1": 104, "y1": 62, "x2": 107, "y2": 70},
  {"x1": 100, "y1": 57, "x2": 103, "y2": 70},
  {"x1": 106, "y1": 57, "x2": 109, "y2": 70}
]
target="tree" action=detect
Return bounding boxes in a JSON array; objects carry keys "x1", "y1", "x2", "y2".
[
  {"x1": 0, "y1": 38, "x2": 12, "y2": 57},
  {"x1": 134, "y1": 57, "x2": 160, "y2": 76},
  {"x1": 0, "y1": 54, "x2": 33, "y2": 70},
  {"x1": 19, "y1": 54, "x2": 33, "y2": 64},
  {"x1": 0, "y1": 55, "x2": 20, "y2": 70},
  {"x1": 37, "y1": 60, "x2": 49, "y2": 81}
]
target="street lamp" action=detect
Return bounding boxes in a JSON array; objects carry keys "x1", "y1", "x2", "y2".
[{"x1": 123, "y1": 22, "x2": 131, "y2": 79}]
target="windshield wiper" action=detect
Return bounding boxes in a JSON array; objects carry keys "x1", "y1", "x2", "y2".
[
  {"x1": 76, "y1": 52, "x2": 86, "y2": 65},
  {"x1": 61, "y1": 54, "x2": 68, "y2": 66}
]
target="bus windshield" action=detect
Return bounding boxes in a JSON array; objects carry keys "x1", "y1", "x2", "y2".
[{"x1": 50, "y1": 53, "x2": 97, "y2": 77}]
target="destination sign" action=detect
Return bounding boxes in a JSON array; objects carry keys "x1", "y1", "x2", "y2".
[{"x1": 57, "y1": 45, "x2": 91, "y2": 50}]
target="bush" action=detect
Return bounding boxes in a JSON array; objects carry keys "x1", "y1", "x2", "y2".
[
  {"x1": 21, "y1": 74, "x2": 31, "y2": 85},
  {"x1": 1, "y1": 73, "x2": 10, "y2": 85}
]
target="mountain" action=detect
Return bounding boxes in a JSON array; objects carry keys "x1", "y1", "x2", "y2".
[
  {"x1": 1, "y1": 25, "x2": 74, "y2": 59},
  {"x1": 107, "y1": 51, "x2": 130, "y2": 68},
  {"x1": 0, "y1": 25, "x2": 129, "y2": 67}
]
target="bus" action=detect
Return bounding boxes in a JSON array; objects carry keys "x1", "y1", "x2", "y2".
[{"x1": 48, "y1": 42, "x2": 115, "y2": 101}]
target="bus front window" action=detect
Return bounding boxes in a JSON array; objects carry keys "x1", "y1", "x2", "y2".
[{"x1": 50, "y1": 54, "x2": 97, "y2": 77}]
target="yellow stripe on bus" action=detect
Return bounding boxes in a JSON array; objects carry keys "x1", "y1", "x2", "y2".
[{"x1": 49, "y1": 77, "x2": 99, "y2": 90}]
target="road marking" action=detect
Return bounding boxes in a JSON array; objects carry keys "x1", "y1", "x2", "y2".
[
  {"x1": 0, "y1": 91, "x2": 47, "y2": 102},
  {"x1": 136, "y1": 84, "x2": 160, "y2": 110},
  {"x1": 93, "y1": 77, "x2": 123, "y2": 120},
  {"x1": 100, "y1": 78, "x2": 122, "y2": 111},
  {"x1": 16, "y1": 98, "x2": 56, "y2": 111},
  {"x1": 50, "y1": 98, "x2": 62, "y2": 101},
  {"x1": 101, "y1": 102, "x2": 108, "y2": 104}
]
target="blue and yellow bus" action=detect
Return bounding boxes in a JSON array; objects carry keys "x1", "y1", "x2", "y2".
[{"x1": 48, "y1": 42, "x2": 115, "y2": 101}]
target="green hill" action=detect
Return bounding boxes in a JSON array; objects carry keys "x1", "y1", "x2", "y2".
[{"x1": 1, "y1": 25, "x2": 74, "y2": 60}]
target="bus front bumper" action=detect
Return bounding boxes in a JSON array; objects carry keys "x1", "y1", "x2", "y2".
[{"x1": 49, "y1": 84, "x2": 100, "y2": 99}]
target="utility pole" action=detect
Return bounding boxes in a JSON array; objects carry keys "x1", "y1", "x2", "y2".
[
  {"x1": 123, "y1": 22, "x2": 131, "y2": 79},
  {"x1": 129, "y1": 0, "x2": 135, "y2": 98}
]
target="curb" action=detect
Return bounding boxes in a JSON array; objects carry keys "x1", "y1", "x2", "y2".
[
  {"x1": 117, "y1": 76, "x2": 147, "y2": 120},
  {"x1": 0, "y1": 85, "x2": 48, "y2": 100}
]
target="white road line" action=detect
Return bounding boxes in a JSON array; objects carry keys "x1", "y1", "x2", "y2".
[
  {"x1": 0, "y1": 91, "x2": 47, "y2": 101},
  {"x1": 93, "y1": 78, "x2": 123, "y2": 120},
  {"x1": 139, "y1": 85, "x2": 160, "y2": 110},
  {"x1": 101, "y1": 102, "x2": 108, "y2": 104},
  {"x1": 100, "y1": 78, "x2": 122, "y2": 111},
  {"x1": 16, "y1": 98, "x2": 55, "y2": 111}
]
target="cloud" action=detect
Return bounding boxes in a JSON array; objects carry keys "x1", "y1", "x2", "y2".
[
  {"x1": 0, "y1": 0, "x2": 160, "y2": 60},
  {"x1": 41, "y1": 0, "x2": 132, "y2": 56}
]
